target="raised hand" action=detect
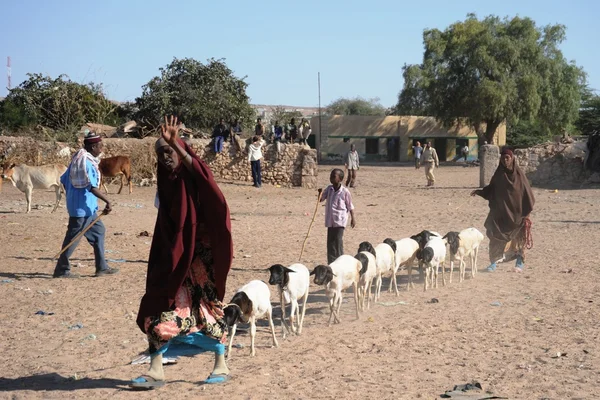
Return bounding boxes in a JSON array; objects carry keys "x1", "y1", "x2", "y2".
[{"x1": 161, "y1": 115, "x2": 182, "y2": 146}]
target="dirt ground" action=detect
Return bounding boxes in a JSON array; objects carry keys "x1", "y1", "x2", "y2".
[{"x1": 0, "y1": 164, "x2": 599, "y2": 400}]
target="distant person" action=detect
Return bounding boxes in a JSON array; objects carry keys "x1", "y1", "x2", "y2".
[
  {"x1": 461, "y1": 144, "x2": 469, "y2": 162},
  {"x1": 344, "y1": 144, "x2": 359, "y2": 188},
  {"x1": 230, "y1": 119, "x2": 243, "y2": 152},
  {"x1": 298, "y1": 118, "x2": 312, "y2": 146},
  {"x1": 286, "y1": 118, "x2": 298, "y2": 143},
  {"x1": 471, "y1": 148, "x2": 535, "y2": 273},
  {"x1": 53, "y1": 131, "x2": 118, "y2": 279},
  {"x1": 212, "y1": 118, "x2": 228, "y2": 154},
  {"x1": 412, "y1": 141, "x2": 423, "y2": 169},
  {"x1": 255, "y1": 118, "x2": 265, "y2": 138},
  {"x1": 273, "y1": 120, "x2": 284, "y2": 153},
  {"x1": 248, "y1": 135, "x2": 265, "y2": 188},
  {"x1": 421, "y1": 142, "x2": 439, "y2": 187},
  {"x1": 318, "y1": 169, "x2": 356, "y2": 264}
]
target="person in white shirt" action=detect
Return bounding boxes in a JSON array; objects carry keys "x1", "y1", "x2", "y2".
[
  {"x1": 344, "y1": 144, "x2": 360, "y2": 187},
  {"x1": 248, "y1": 135, "x2": 265, "y2": 188},
  {"x1": 461, "y1": 145, "x2": 469, "y2": 162}
]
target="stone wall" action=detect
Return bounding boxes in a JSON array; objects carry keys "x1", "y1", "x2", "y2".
[
  {"x1": 0, "y1": 136, "x2": 319, "y2": 189},
  {"x1": 514, "y1": 141, "x2": 594, "y2": 187}
]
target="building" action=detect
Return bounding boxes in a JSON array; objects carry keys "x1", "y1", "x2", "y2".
[
  {"x1": 252, "y1": 104, "x2": 319, "y2": 121},
  {"x1": 311, "y1": 115, "x2": 506, "y2": 162}
]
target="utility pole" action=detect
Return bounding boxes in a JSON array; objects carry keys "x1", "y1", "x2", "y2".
[
  {"x1": 318, "y1": 72, "x2": 322, "y2": 162},
  {"x1": 7, "y1": 56, "x2": 11, "y2": 91}
]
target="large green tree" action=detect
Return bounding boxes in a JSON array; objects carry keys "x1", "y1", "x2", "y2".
[
  {"x1": 326, "y1": 97, "x2": 386, "y2": 116},
  {"x1": 575, "y1": 86, "x2": 600, "y2": 135},
  {"x1": 395, "y1": 14, "x2": 585, "y2": 144},
  {"x1": 135, "y1": 58, "x2": 255, "y2": 130},
  {"x1": 0, "y1": 73, "x2": 118, "y2": 132}
]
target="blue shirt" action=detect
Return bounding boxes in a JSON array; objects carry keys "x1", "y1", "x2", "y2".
[
  {"x1": 413, "y1": 146, "x2": 423, "y2": 158},
  {"x1": 61, "y1": 160, "x2": 100, "y2": 217}
]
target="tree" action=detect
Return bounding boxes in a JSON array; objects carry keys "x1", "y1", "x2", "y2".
[
  {"x1": 326, "y1": 97, "x2": 386, "y2": 116},
  {"x1": 576, "y1": 87, "x2": 600, "y2": 135},
  {"x1": 135, "y1": 57, "x2": 255, "y2": 130},
  {"x1": 0, "y1": 73, "x2": 118, "y2": 132},
  {"x1": 395, "y1": 14, "x2": 586, "y2": 144}
]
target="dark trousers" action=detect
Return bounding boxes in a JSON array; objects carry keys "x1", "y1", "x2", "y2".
[
  {"x1": 345, "y1": 169, "x2": 357, "y2": 187},
  {"x1": 54, "y1": 216, "x2": 108, "y2": 276},
  {"x1": 214, "y1": 136, "x2": 225, "y2": 153},
  {"x1": 327, "y1": 227, "x2": 345, "y2": 264},
  {"x1": 251, "y1": 160, "x2": 262, "y2": 187}
]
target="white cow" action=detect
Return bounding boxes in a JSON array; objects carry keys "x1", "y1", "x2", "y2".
[{"x1": 1, "y1": 163, "x2": 67, "y2": 213}]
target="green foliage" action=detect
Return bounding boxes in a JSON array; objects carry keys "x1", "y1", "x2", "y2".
[
  {"x1": 576, "y1": 90, "x2": 600, "y2": 135},
  {"x1": 326, "y1": 97, "x2": 386, "y2": 116},
  {"x1": 134, "y1": 57, "x2": 255, "y2": 130},
  {"x1": 506, "y1": 119, "x2": 551, "y2": 148},
  {"x1": 269, "y1": 106, "x2": 303, "y2": 125},
  {"x1": 0, "y1": 73, "x2": 118, "y2": 133},
  {"x1": 396, "y1": 13, "x2": 586, "y2": 144}
]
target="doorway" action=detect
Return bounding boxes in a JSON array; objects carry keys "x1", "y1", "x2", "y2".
[{"x1": 387, "y1": 138, "x2": 400, "y2": 162}]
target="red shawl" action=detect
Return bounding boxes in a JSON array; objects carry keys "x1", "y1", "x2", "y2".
[
  {"x1": 136, "y1": 139, "x2": 233, "y2": 333},
  {"x1": 477, "y1": 155, "x2": 535, "y2": 242}
]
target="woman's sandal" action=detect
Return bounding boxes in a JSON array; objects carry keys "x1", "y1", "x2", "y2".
[
  {"x1": 202, "y1": 373, "x2": 230, "y2": 384},
  {"x1": 129, "y1": 375, "x2": 166, "y2": 390}
]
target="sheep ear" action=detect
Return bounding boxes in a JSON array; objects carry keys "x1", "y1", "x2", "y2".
[
  {"x1": 309, "y1": 270, "x2": 315, "y2": 276},
  {"x1": 283, "y1": 267, "x2": 296, "y2": 273}
]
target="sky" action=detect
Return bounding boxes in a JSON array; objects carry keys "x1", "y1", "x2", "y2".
[{"x1": 0, "y1": 0, "x2": 598, "y2": 108}]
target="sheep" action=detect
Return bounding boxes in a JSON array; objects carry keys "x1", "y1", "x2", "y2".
[
  {"x1": 223, "y1": 280, "x2": 278, "y2": 359},
  {"x1": 310, "y1": 254, "x2": 364, "y2": 325},
  {"x1": 355, "y1": 251, "x2": 376, "y2": 310},
  {"x1": 410, "y1": 230, "x2": 442, "y2": 282},
  {"x1": 442, "y1": 228, "x2": 484, "y2": 282},
  {"x1": 417, "y1": 236, "x2": 447, "y2": 291},
  {"x1": 357, "y1": 241, "x2": 395, "y2": 302},
  {"x1": 267, "y1": 263, "x2": 310, "y2": 338},
  {"x1": 390, "y1": 237, "x2": 421, "y2": 291}
]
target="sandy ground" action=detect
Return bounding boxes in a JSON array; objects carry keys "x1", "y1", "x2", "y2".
[{"x1": 0, "y1": 164, "x2": 599, "y2": 400}]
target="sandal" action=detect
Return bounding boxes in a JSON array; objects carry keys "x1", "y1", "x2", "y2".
[
  {"x1": 202, "y1": 373, "x2": 230, "y2": 384},
  {"x1": 485, "y1": 263, "x2": 497, "y2": 272},
  {"x1": 129, "y1": 375, "x2": 165, "y2": 390}
]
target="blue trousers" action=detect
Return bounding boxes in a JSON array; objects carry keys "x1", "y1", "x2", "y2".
[
  {"x1": 54, "y1": 216, "x2": 108, "y2": 276},
  {"x1": 251, "y1": 160, "x2": 262, "y2": 187},
  {"x1": 214, "y1": 136, "x2": 225, "y2": 153}
]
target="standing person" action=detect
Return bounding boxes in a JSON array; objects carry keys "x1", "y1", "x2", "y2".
[
  {"x1": 298, "y1": 118, "x2": 312, "y2": 146},
  {"x1": 273, "y1": 121, "x2": 284, "y2": 153},
  {"x1": 318, "y1": 169, "x2": 356, "y2": 264},
  {"x1": 344, "y1": 144, "x2": 359, "y2": 188},
  {"x1": 255, "y1": 118, "x2": 265, "y2": 138},
  {"x1": 461, "y1": 144, "x2": 470, "y2": 162},
  {"x1": 248, "y1": 135, "x2": 265, "y2": 188},
  {"x1": 212, "y1": 118, "x2": 228, "y2": 154},
  {"x1": 286, "y1": 118, "x2": 298, "y2": 144},
  {"x1": 471, "y1": 148, "x2": 535, "y2": 273},
  {"x1": 421, "y1": 142, "x2": 439, "y2": 186},
  {"x1": 132, "y1": 116, "x2": 233, "y2": 389},
  {"x1": 412, "y1": 141, "x2": 423, "y2": 169},
  {"x1": 53, "y1": 132, "x2": 118, "y2": 279},
  {"x1": 230, "y1": 119, "x2": 243, "y2": 152}
]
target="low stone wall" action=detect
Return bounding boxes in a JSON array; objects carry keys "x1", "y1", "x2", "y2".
[{"x1": 0, "y1": 136, "x2": 318, "y2": 189}]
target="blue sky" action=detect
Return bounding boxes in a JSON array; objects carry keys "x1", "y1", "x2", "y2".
[{"x1": 1, "y1": 0, "x2": 597, "y2": 107}]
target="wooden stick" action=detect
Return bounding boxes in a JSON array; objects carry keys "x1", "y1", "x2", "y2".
[
  {"x1": 299, "y1": 192, "x2": 322, "y2": 261},
  {"x1": 53, "y1": 213, "x2": 105, "y2": 260}
]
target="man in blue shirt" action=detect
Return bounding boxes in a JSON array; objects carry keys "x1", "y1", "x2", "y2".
[{"x1": 53, "y1": 132, "x2": 118, "y2": 278}]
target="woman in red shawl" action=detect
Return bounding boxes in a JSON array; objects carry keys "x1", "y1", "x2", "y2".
[
  {"x1": 471, "y1": 148, "x2": 535, "y2": 273},
  {"x1": 131, "y1": 116, "x2": 233, "y2": 389}
]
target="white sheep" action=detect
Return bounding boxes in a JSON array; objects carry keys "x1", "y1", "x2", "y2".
[
  {"x1": 358, "y1": 241, "x2": 395, "y2": 302},
  {"x1": 418, "y1": 236, "x2": 447, "y2": 291},
  {"x1": 223, "y1": 280, "x2": 279, "y2": 359},
  {"x1": 310, "y1": 255, "x2": 363, "y2": 325},
  {"x1": 267, "y1": 263, "x2": 310, "y2": 338},
  {"x1": 354, "y1": 251, "x2": 377, "y2": 310},
  {"x1": 410, "y1": 230, "x2": 442, "y2": 283},
  {"x1": 442, "y1": 228, "x2": 484, "y2": 282},
  {"x1": 389, "y1": 237, "x2": 421, "y2": 291}
]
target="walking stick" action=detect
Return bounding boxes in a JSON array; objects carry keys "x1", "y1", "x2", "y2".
[
  {"x1": 298, "y1": 191, "x2": 322, "y2": 261},
  {"x1": 53, "y1": 212, "x2": 105, "y2": 260}
]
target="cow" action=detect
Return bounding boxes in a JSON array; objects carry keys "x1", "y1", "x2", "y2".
[
  {"x1": 99, "y1": 156, "x2": 133, "y2": 194},
  {"x1": 1, "y1": 163, "x2": 67, "y2": 213}
]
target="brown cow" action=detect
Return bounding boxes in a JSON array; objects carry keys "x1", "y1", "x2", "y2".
[
  {"x1": 1, "y1": 163, "x2": 67, "y2": 213},
  {"x1": 99, "y1": 156, "x2": 133, "y2": 194}
]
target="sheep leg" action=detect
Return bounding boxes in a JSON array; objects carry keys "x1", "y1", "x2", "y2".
[
  {"x1": 52, "y1": 185, "x2": 61, "y2": 213},
  {"x1": 249, "y1": 316, "x2": 257, "y2": 357},
  {"x1": 327, "y1": 297, "x2": 336, "y2": 326},
  {"x1": 472, "y1": 248, "x2": 479, "y2": 278},
  {"x1": 298, "y1": 290, "x2": 309, "y2": 335},
  {"x1": 434, "y1": 263, "x2": 439, "y2": 289},
  {"x1": 289, "y1": 299, "x2": 298, "y2": 334},
  {"x1": 368, "y1": 279, "x2": 374, "y2": 309},
  {"x1": 358, "y1": 285, "x2": 364, "y2": 312},
  {"x1": 424, "y1": 266, "x2": 429, "y2": 292},
  {"x1": 25, "y1": 186, "x2": 32, "y2": 213},
  {"x1": 226, "y1": 323, "x2": 237, "y2": 360},
  {"x1": 267, "y1": 306, "x2": 279, "y2": 348},
  {"x1": 280, "y1": 290, "x2": 291, "y2": 338},
  {"x1": 334, "y1": 293, "x2": 343, "y2": 324},
  {"x1": 353, "y1": 282, "x2": 360, "y2": 320},
  {"x1": 441, "y1": 261, "x2": 446, "y2": 286},
  {"x1": 393, "y1": 269, "x2": 400, "y2": 296},
  {"x1": 376, "y1": 274, "x2": 382, "y2": 302},
  {"x1": 450, "y1": 260, "x2": 454, "y2": 284}
]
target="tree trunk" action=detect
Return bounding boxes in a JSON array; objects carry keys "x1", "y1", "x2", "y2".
[{"x1": 484, "y1": 120, "x2": 501, "y2": 145}]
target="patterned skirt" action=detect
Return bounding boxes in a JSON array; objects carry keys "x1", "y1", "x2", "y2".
[{"x1": 144, "y1": 242, "x2": 228, "y2": 354}]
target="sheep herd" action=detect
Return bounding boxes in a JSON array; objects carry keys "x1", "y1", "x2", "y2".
[{"x1": 222, "y1": 227, "x2": 485, "y2": 359}]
